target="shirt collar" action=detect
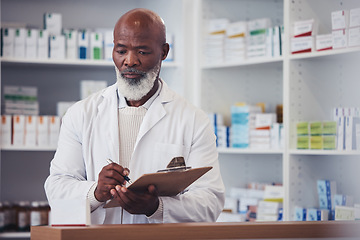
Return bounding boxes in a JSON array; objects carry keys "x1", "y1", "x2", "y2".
[{"x1": 117, "y1": 79, "x2": 162, "y2": 109}]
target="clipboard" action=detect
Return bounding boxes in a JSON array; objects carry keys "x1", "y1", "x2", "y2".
[{"x1": 103, "y1": 166, "x2": 212, "y2": 208}]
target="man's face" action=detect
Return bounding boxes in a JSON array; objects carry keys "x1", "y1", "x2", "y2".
[{"x1": 113, "y1": 21, "x2": 166, "y2": 100}]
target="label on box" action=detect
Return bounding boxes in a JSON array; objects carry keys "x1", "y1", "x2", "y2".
[
  {"x1": 332, "y1": 10, "x2": 349, "y2": 30},
  {"x1": 348, "y1": 27, "x2": 360, "y2": 47},
  {"x1": 350, "y1": 8, "x2": 360, "y2": 28},
  {"x1": 316, "y1": 34, "x2": 333, "y2": 51},
  {"x1": 332, "y1": 29, "x2": 348, "y2": 49},
  {"x1": 293, "y1": 19, "x2": 314, "y2": 37},
  {"x1": 291, "y1": 36, "x2": 313, "y2": 54}
]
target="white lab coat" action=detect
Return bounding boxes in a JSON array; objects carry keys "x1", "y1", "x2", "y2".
[{"x1": 44, "y1": 80, "x2": 225, "y2": 224}]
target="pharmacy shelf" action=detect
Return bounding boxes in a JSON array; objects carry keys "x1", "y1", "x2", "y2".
[
  {"x1": 202, "y1": 56, "x2": 284, "y2": 69},
  {"x1": 289, "y1": 46, "x2": 360, "y2": 60},
  {"x1": 289, "y1": 149, "x2": 360, "y2": 156},
  {"x1": 0, "y1": 57, "x2": 178, "y2": 68},
  {"x1": 1, "y1": 145, "x2": 56, "y2": 151},
  {"x1": 218, "y1": 148, "x2": 283, "y2": 155},
  {"x1": 0, "y1": 232, "x2": 30, "y2": 238}
]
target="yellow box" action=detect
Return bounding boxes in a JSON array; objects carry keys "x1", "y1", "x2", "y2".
[{"x1": 310, "y1": 136, "x2": 323, "y2": 149}]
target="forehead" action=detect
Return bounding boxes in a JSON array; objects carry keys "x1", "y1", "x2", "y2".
[{"x1": 114, "y1": 21, "x2": 161, "y2": 45}]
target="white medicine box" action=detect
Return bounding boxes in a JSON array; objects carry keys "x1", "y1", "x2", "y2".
[
  {"x1": 44, "y1": 13, "x2": 62, "y2": 35},
  {"x1": 37, "y1": 30, "x2": 49, "y2": 59},
  {"x1": 25, "y1": 29, "x2": 38, "y2": 59},
  {"x1": 1, "y1": 115, "x2": 12, "y2": 147},
  {"x1": 1, "y1": 28, "x2": 15, "y2": 57}
]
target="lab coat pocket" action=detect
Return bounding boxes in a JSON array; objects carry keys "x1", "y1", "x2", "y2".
[{"x1": 153, "y1": 143, "x2": 189, "y2": 169}]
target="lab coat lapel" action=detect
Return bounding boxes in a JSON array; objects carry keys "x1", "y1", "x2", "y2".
[
  {"x1": 134, "y1": 80, "x2": 173, "y2": 149},
  {"x1": 97, "y1": 84, "x2": 119, "y2": 163}
]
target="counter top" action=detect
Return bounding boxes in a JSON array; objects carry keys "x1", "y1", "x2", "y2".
[{"x1": 31, "y1": 221, "x2": 360, "y2": 240}]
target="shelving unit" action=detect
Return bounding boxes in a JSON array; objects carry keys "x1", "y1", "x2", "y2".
[
  {"x1": 1, "y1": 1, "x2": 360, "y2": 236},
  {"x1": 195, "y1": 0, "x2": 360, "y2": 221}
]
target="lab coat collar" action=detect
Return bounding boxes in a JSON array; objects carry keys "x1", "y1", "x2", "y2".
[{"x1": 98, "y1": 78, "x2": 175, "y2": 163}]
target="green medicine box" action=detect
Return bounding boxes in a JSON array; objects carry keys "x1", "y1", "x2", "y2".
[
  {"x1": 297, "y1": 136, "x2": 309, "y2": 149},
  {"x1": 323, "y1": 135, "x2": 336, "y2": 150},
  {"x1": 297, "y1": 122, "x2": 309, "y2": 135},
  {"x1": 310, "y1": 122, "x2": 322, "y2": 136},
  {"x1": 310, "y1": 136, "x2": 323, "y2": 149},
  {"x1": 322, "y1": 121, "x2": 337, "y2": 135}
]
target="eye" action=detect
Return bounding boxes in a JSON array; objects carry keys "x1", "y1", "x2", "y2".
[
  {"x1": 116, "y1": 50, "x2": 126, "y2": 55},
  {"x1": 139, "y1": 51, "x2": 150, "y2": 55}
]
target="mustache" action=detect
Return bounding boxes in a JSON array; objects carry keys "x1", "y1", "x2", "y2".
[{"x1": 121, "y1": 68, "x2": 146, "y2": 76}]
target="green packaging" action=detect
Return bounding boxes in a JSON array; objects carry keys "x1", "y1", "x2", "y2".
[
  {"x1": 310, "y1": 122, "x2": 322, "y2": 136},
  {"x1": 297, "y1": 122, "x2": 309, "y2": 135},
  {"x1": 323, "y1": 135, "x2": 336, "y2": 150},
  {"x1": 297, "y1": 136, "x2": 309, "y2": 149},
  {"x1": 322, "y1": 121, "x2": 337, "y2": 135}
]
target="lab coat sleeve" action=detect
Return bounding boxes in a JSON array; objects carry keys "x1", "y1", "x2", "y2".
[
  {"x1": 150, "y1": 110, "x2": 225, "y2": 223},
  {"x1": 44, "y1": 103, "x2": 96, "y2": 207}
]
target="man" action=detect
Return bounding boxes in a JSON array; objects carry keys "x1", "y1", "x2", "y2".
[{"x1": 44, "y1": 8, "x2": 225, "y2": 224}]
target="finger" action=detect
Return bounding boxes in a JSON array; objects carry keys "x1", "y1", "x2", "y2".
[{"x1": 147, "y1": 185, "x2": 158, "y2": 196}]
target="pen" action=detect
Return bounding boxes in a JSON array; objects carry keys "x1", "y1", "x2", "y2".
[{"x1": 106, "y1": 158, "x2": 132, "y2": 184}]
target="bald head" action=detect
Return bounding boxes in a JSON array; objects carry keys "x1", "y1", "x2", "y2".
[{"x1": 114, "y1": 8, "x2": 166, "y2": 44}]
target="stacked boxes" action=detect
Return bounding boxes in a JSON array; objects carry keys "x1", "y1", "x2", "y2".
[
  {"x1": 231, "y1": 104, "x2": 262, "y2": 148},
  {"x1": 349, "y1": 8, "x2": 360, "y2": 47},
  {"x1": 291, "y1": 19, "x2": 316, "y2": 54},
  {"x1": 334, "y1": 107, "x2": 360, "y2": 151},
  {"x1": 296, "y1": 121, "x2": 337, "y2": 150},
  {"x1": 203, "y1": 18, "x2": 283, "y2": 64},
  {"x1": 203, "y1": 18, "x2": 228, "y2": 64},
  {"x1": 3, "y1": 86, "x2": 39, "y2": 116},
  {"x1": 0, "y1": 115, "x2": 60, "y2": 148},
  {"x1": 317, "y1": 179, "x2": 336, "y2": 219}
]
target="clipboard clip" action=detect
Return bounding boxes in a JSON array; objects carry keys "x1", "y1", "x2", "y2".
[{"x1": 157, "y1": 156, "x2": 192, "y2": 172}]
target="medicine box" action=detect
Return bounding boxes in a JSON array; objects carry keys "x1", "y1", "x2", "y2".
[
  {"x1": 345, "y1": 116, "x2": 360, "y2": 151},
  {"x1": 37, "y1": 30, "x2": 49, "y2": 59},
  {"x1": 207, "y1": 18, "x2": 229, "y2": 35},
  {"x1": 25, "y1": 115, "x2": 37, "y2": 146},
  {"x1": 247, "y1": 18, "x2": 271, "y2": 32},
  {"x1": 335, "y1": 206, "x2": 355, "y2": 220},
  {"x1": 14, "y1": 28, "x2": 26, "y2": 58},
  {"x1": 297, "y1": 122, "x2": 309, "y2": 135},
  {"x1": 337, "y1": 116, "x2": 346, "y2": 150},
  {"x1": 103, "y1": 30, "x2": 113, "y2": 61},
  {"x1": 331, "y1": 10, "x2": 349, "y2": 30},
  {"x1": 49, "y1": 35, "x2": 65, "y2": 59},
  {"x1": 43, "y1": 13, "x2": 62, "y2": 35},
  {"x1": 25, "y1": 29, "x2": 38, "y2": 59},
  {"x1": 323, "y1": 135, "x2": 336, "y2": 150},
  {"x1": 90, "y1": 32, "x2": 103, "y2": 60},
  {"x1": 293, "y1": 19, "x2": 315, "y2": 37},
  {"x1": 310, "y1": 136, "x2": 323, "y2": 149},
  {"x1": 165, "y1": 33, "x2": 174, "y2": 62},
  {"x1": 350, "y1": 8, "x2": 360, "y2": 28},
  {"x1": 306, "y1": 208, "x2": 329, "y2": 221},
  {"x1": 1, "y1": 28, "x2": 15, "y2": 57},
  {"x1": 297, "y1": 136, "x2": 309, "y2": 149},
  {"x1": 315, "y1": 34, "x2": 333, "y2": 51},
  {"x1": 332, "y1": 29, "x2": 348, "y2": 49},
  {"x1": 1, "y1": 115, "x2": 12, "y2": 146},
  {"x1": 78, "y1": 30, "x2": 89, "y2": 59},
  {"x1": 334, "y1": 194, "x2": 354, "y2": 208},
  {"x1": 64, "y1": 29, "x2": 77, "y2": 59},
  {"x1": 310, "y1": 122, "x2": 322, "y2": 135},
  {"x1": 291, "y1": 36, "x2": 313, "y2": 54},
  {"x1": 37, "y1": 116, "x2": 49, "y2": 146},
  {"x1": 13, "y1": 115, "x2": 25, "y2": 146},
  {"x1": 348, "y1": 27, "x2": 360, "y2": 47},
  {"x1": 49, "y1": 116, "x2": 60, "y2": 147},
  {"x1": 294, "y1": 207, "x2": 306, "y2": 221},
  {"x1": 317, "y1": 180, "x2": 337, "y2": 196},
  {"x1": 322, "y1": 121, "x2": 337, "y2": 135}
]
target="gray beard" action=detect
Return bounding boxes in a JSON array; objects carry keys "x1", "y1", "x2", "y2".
[{"x1": 115, "y1": 63, "x2": 160, "y2": 101}]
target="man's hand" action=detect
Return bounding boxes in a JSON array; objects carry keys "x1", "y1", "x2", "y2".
[
  {"x1": 110, "y1": 185, "x2": 159, "y2": 217},
  {"x1": 95, "y1": 163, "x2": 130, "y2": 202}
]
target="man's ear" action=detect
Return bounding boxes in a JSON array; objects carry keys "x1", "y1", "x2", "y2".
[{"x1": 161, "y1": 43, "x2": 170, "y2": 60}]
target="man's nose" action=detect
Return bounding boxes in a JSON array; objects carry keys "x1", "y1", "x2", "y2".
[{"x1": 124, "y1": 51, "x2": 139, "y2": 67}]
